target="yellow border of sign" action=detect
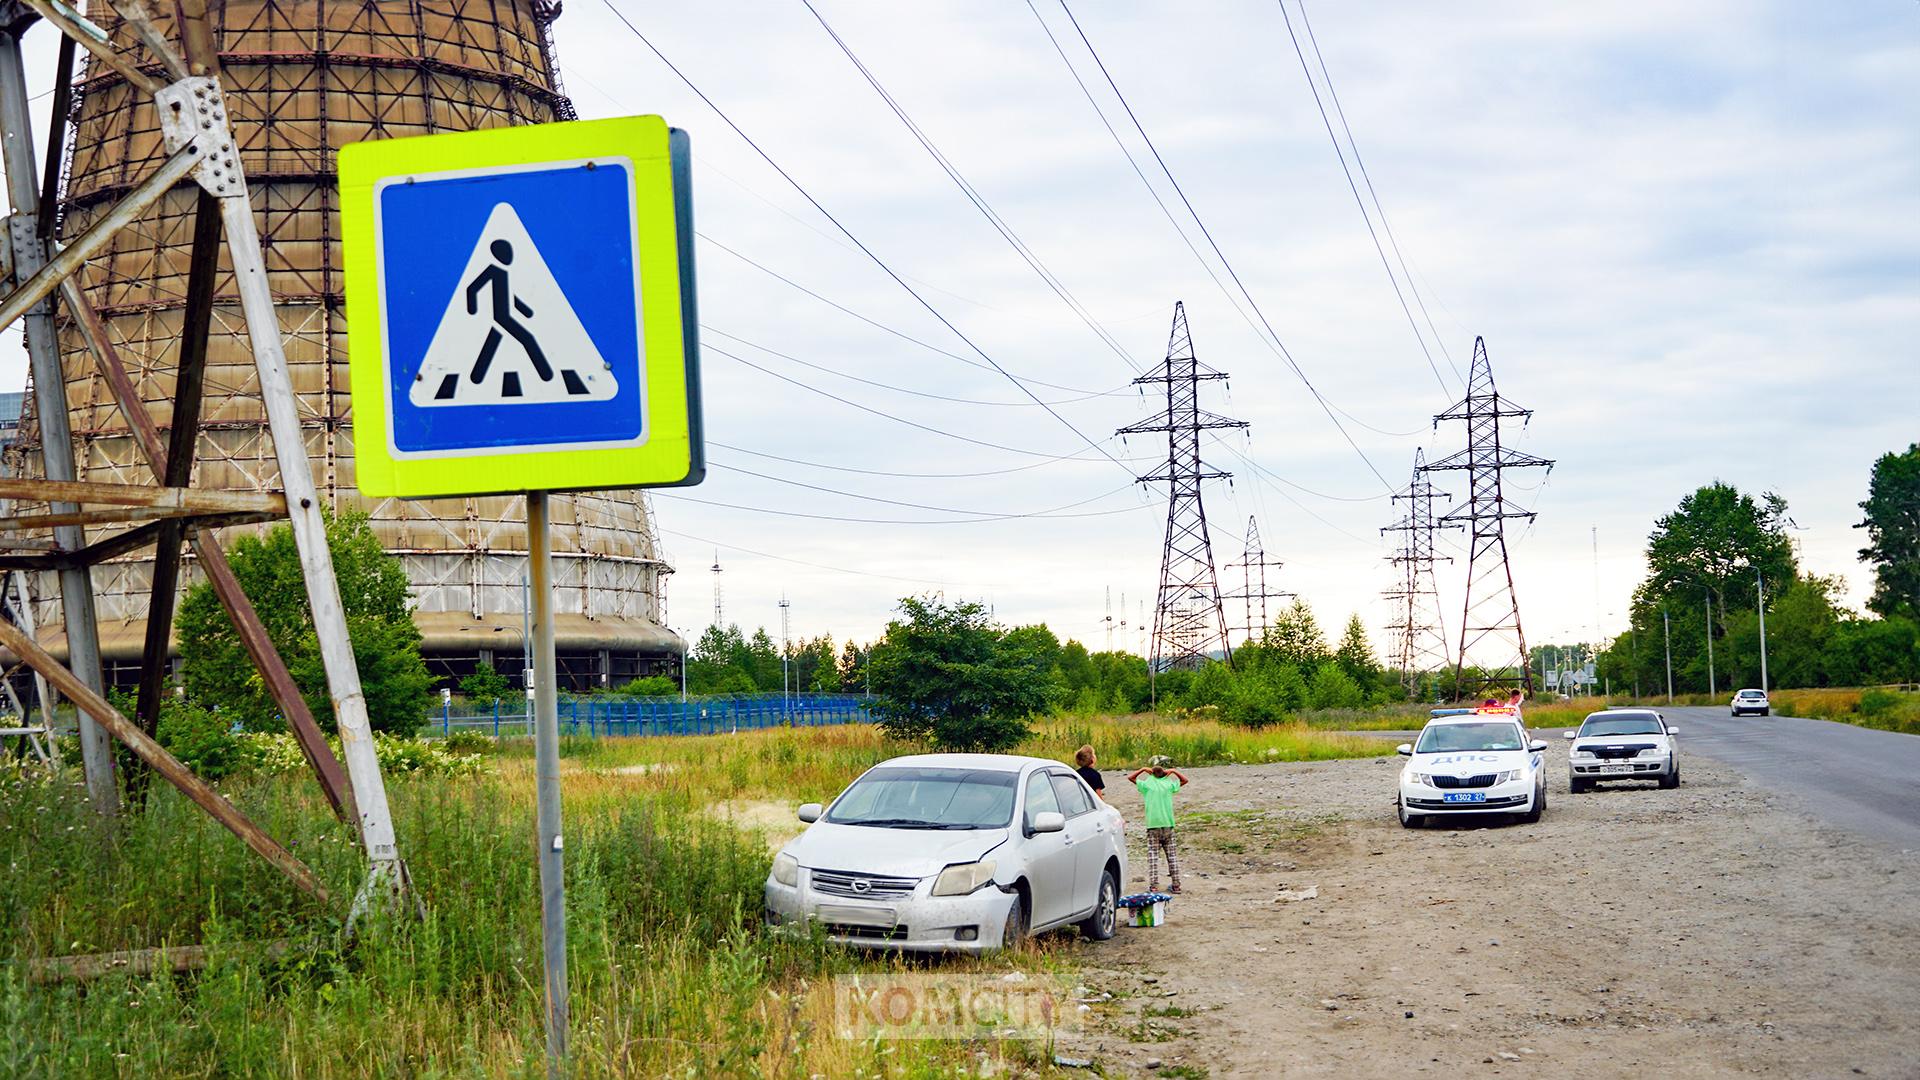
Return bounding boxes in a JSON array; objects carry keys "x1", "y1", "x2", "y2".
[{"x1": 340, "y1": 115, "x2": 699, "y2": 498}]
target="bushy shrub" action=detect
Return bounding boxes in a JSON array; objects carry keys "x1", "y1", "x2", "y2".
[
  {"x1": 1308, "y1": 667, "x2": 1365, "y2": 710},
  {"x1": 155, "y1": 699, "x2": 246, "y2": 781},
  {"x1": 442, "y1": 731, "x2": 497, "y2": 756},
  {"x1": 1857, "y1": 689, "x2": 1903, "y2": 717},
  {"x1": 612, "y1": 675, "x2": 677, "y2": 697},
  {"x1": 235, "y1": 732, "x2": 486, "y2": 778}
]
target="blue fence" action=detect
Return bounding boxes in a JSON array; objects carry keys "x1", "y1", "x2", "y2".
[{"x1": 430, "y1": 693, "x2": 873, "y2": 740}]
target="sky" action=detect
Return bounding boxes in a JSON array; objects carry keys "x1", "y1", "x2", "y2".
[{"x1": 6, "y1": 1, "x2": 1917, "y2": 661}]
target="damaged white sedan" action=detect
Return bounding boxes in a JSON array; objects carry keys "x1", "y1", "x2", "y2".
[{"x1": 764, "y1": 754, "x2": 1126, "y2": 953}]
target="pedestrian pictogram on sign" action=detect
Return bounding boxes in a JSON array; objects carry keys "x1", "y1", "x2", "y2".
[
  {"x1": 340, "y1": 114, "x2": 703, "y2": 498},
  {"x1": 412, "y1": 202, "x2": 617, "y2": 407}
]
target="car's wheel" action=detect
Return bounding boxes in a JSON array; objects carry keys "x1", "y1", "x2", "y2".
[
  {"x1": 1569, "y1": 777, "x2": 1589, "y2": 794},
  {"x1": 1761, "y1": 709, "x2": 1770, "y2": 717},
  {"x1": 1659, "y1": 763, "x2": 1680, "y2": 789},
  {"x1": 1078, "y1": 869, "x2": 1118, "y2": 941},
  {"x1": 997, "y1": 889, "x2": 1030, "y2": 950},
  {"x1": 1520, "y1": 781, "x2": 1545, "y2": 823},
  {"x1": 1397, "y1": 801, "x2": 1425, "y2": 828}
]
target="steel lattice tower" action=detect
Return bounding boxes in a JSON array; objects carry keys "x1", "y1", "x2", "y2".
[
  {"x1": 1224, "y1": 516, "x2": 1292, "y2": 648},
  {"x1": 1119, "y1": 303, "x2": 1247, "y2": 671},
  {"x1": 1381, "y1": 449, "x2": 1453, "y2": 695},
  {"x1": 1423, "y1": 338, "x2": 1553, "y2": 695}
]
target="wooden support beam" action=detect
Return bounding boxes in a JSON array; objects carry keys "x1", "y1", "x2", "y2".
[
  {"x1": 30, "y1": 939, "x2": 293, "y2": 984},
  {"x1": 0, "y1": 617, "x2": 330, "y2": 903},
  {"x1": 134, "y1": 187, "x2": 222, "y2": 793},
  {"x1": 0, "y1": 510, "x2": 282, "y2": 571},
  {"x1": 0, "y1": 502, "x2": 282, "y2": 532},
  {"x1": 0, "y1": 478, "x2": 285, "y2": 513},
  {"x1": 193, "y1": 530, "x2": 358, "y2": 826},
  {"x1": 58, "y1": 269, "x2": 356, "y2": 826},
  {"x1": 34, "y1": 33, "x2": 73, "y2": 244}
]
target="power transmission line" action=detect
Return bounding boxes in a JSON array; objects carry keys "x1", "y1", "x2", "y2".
[
  {"x1": 800, "y1": 0, "x2": 1144, "y2": 374},
  {"x1": 711, "y1": 440, "x2": 1128, "y2": 480},
  {"x1": 1273, "y1": 0, "x2": 1456, "y2": 394},
  {"x1": 654, "y1": 484, "x2": 1148, "y2": 526},
  {"x1": 710, "y1": 461, "x2": 1146, "y2": 520},
  {"x1": 699, "y1": 233, "x2": 1128, "y2": 397},
  {"x1": 604, "y1": 0, "x2": 1134, "y2": 479},
  {"x1": 1052, "y1": 0, "x2": 1396, "y2": 493},
  {"x1": 1292, "y1": 0, "x2": 1460, "y2": 385}
]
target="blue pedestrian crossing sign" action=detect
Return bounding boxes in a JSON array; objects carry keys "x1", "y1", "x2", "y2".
[{"x1": 340, "y1": 115, "x2": 703, "y2": 498}]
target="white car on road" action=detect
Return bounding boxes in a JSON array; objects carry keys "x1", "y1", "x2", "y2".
[
  {"x1": 1564, "y1": 709, "x2": 1680, "y2": 791},
  {"x1": 1396, "y1": 709, "x2": 1548, "y2": 827},
  {"x1": 764, "y1": 754, "x2": 1126, "y2": 953},
  {"x1": 1731, "y1": 688, "x2": 1771, "y2": 717}
]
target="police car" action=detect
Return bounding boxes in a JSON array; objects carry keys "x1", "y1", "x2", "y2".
[{"x1": 1396, "y1": 708, "x2": 1548, "y2": 828}]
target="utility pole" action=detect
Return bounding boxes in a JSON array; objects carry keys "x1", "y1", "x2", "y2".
[
  {"x1": 1663, "y1": 608, "x2": 1673, "y2": 704},
  {"x1": 778, "y1": 594, "x2": 792, "y2": 720},
  {"x1": 711, "y1": 549, "x2": 723, "y2": 628},
  {"x1": 1118, "y1": 302, "x2": 1246, "y2": 672},
  {"x1": 1757, "y1": 570, "x2": 1770, "y2": 694},
  {"x1": 1224, "y1": 516, "x2": 1292, "y2": 648},
  {"x1": 1104, "y1": 587, "x2": 1114, "y2": 652},
  {"x1": 1423, "y1": 337, "x2": 1553, "y2": 698},
  {"x1": 1704, "y1": 595, "x2": 1715, "y2": 697}
]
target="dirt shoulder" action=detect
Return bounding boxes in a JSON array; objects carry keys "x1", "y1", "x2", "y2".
[{"x1": 1058, "y1": 743, "x2": 1920, "y2": 1078}]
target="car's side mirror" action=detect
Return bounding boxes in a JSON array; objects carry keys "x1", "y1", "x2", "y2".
[
  {"x1": 797, "y1": 802, "x2": 823, "y2": 823},
  {"x1": 1665, "y1": 727, "x2": 1679, "y2": 736},
  {"x1": 1029, "y1": 811, "x2": 1066, "y2": 835},
  {"x1": 1562, "y1": 731, "x2": 1577, "y2": 740},
  {"x1": 1528, "y1": 741, "x2": 1548, "y2": 752},
  {"x1": 1395, "y1": 744, "x2": 1413, "y2": 756}
]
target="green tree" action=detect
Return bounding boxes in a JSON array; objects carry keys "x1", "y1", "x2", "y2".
[
  {"x1": 1636, "y1": 482, "x2": 1796, "y2": 624},
  {"x1": 460, "y1": 661, "x2": 512, "y2": 705},
  {"x1": 1333, "y1": 614, "x2": 1381, "y2": 696},
  {"x1": 868, "y1": 596, "x2": 1054, "y2": 752},
  {"x1": 1268, "y1": 598, "x2": 1329, "y2": 670},
  {"x1": 1857, "y1": 443, "x2": 1920, "y2": 618},
  {"x1": 1308, "y1": 665, "x2": 1365, "y2": 710},
  {"x1": 176, "y1": 510, "x2": 434, "y2": 736}
]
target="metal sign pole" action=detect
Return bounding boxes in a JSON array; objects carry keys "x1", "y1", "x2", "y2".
[{"x1": 527, "y1": 489, "x2": 567, "y2": 1076}]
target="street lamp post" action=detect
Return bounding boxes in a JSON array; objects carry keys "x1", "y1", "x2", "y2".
[
  {"x1": 1704, "y1": 596, "x2": 1715, "y2": 698},
  {"x1": 1662, "y1": 608, "x2": 1673, "y2": 704},
  {"x1": 1757, "y1": 570, "x2": 1770, "y2": 694}
]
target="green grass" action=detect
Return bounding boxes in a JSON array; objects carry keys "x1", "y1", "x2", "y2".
[{"x1": 0, "y1": 750, "x2": 1073, "y2": 1077}]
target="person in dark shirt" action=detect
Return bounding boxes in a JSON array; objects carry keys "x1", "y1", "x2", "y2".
[{"x1": 1074, "y1": 744, "x2": 1107, "y2": 802}]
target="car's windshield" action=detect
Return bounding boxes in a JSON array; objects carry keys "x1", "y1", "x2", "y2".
[
  {"x1": 1738, "y1": 690, "x2": 1765, "y2": 699},
  {"x1": 1415, "y1": 722, "x2": 1525, "y2": 753},
  {"x1": 824, "y1": 766, "x2": 1017, "y2": 829},
  {"x1": 1579, "y1": 714, "x2": 1664, "y2": 737}
]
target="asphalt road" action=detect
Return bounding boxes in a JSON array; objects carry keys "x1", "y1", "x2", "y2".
[{"x1": 1651, "y1": 704, "x2": 1920, "y2": 853}]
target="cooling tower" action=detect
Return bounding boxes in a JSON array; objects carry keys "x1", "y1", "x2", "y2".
[{"x1": 14, "y1": 0, "x2": 680, "y2": 690}]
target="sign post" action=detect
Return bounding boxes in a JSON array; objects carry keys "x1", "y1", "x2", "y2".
[{"x1": 341, "y1": 114, "x2": 703, "y2": 1077}]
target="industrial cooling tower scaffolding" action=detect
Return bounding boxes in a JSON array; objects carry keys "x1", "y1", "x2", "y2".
[{"x1": 0, "y1": 0, "x2": 404, "y2": 913}]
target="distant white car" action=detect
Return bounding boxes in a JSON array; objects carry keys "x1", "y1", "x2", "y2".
[
  {"x1": 1396, "y1": 709, "x2": 1548, "y2": 827},
  {"x1": 1731, "y1": 688, "x2": 1770, "y2": 716},
  {"x1": 763, "y1": 754, "x2": 1127, "y2": 953},
  {"x1": 1564, "y1": 709, "x2": 1680, "y2": 792}
]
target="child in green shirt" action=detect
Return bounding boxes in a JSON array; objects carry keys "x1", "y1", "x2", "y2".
[{"x1": 1127, "y1": 755, "x2": 1189, "y2": 894}]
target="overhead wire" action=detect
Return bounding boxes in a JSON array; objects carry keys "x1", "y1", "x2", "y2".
[
  {"x1": 654, "y1": 482, "x2": 1150, "y2": 526},
  {"x1": 799, "y1": 0, "x2": 1144, "y2": 375},
  {"x1": 703, "y1": 325, "x2": 1127, "y2": 407},
  {"x1": 709, "y1": 460, "x2": 1146, "y2": 519},
  {"x1": 1052, "y1": 0, "x2": 1397, "y2": 493},
  {"x1": 707, "y1": 343, "x2": 1122, "y2": 460},
  {"x1": 711, "y1": 439, "x2": 1125, "y2": 479},
  {"x1": 1294, "y1": 0, "x2": 1461, "y2": 384},
  {"x1": 603, "y1": 0, "x2": 1136, "y2": 480},
  {"x1": 696, "y1": 234, "x2": 1129, "y2": 396},
  {"x1": 1275, "y1": 0, "x2": 1456, "y2": 393},
  {"x1": 656, "y1": 524, "x2": 1008, "y2": 587}
]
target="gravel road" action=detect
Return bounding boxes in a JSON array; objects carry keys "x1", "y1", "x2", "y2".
[{"x1": 1056, "y1": 738, "x2": 1920, "y2": 1078}]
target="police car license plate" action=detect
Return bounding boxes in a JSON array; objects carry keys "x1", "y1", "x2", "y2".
[
  {"x1": 1442, "y1": 792, "x2": 1485, "y2": 804},
  {"x1": 1602, "y1": 765, "x2": 1634, "y2": 774}
]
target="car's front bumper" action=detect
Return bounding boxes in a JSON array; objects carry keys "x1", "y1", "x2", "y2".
[
  {"x1": 764, "y1": 875, "x2": 1020, "y2": 954},
  {"x1": 1570, "y1": 755, "x2": 1671, "y2": 779},
  {"x1": 1399, "y1": 779, "x2": 1535, "y2": 814}
]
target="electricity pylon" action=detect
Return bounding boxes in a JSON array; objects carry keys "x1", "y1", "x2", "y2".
[
  {"x1": 1381, "y1": 449, "x2": 1453, "y2": 697},
  {"x1": 1423, "y1": 337, "x2": 1553, "y2": 696},
  {"x1": 1224, "y1": 516, "x2": 1292, "y2": 648},
  {"x1": 1119, "y1": 302, "x2": 1247, "y2": 671}
]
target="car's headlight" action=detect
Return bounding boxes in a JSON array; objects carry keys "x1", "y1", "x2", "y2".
[
  {"x1": 1569, "y1": 748, "x2": 1593, "y2": 759},
  {"x1": 1494, "y1": 769, "x2": 1524, "y2": 783},
  {"x1": 931, "y1": 860, "x2": 997, "y2": 896},
  {"x1": 772, "y1": 852, "x2": 799, "y2": 887},
  {"x1": 1407, "y1": 772, "x2": 1436, "y2": 787}
]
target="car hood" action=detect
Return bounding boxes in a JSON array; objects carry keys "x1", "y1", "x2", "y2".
[
  {"x1": 1409, "y1": 749, "x2": 1534, "y2": 775},
  {"x1": 786, "y1": 822, "x2": 1009, "y2": 878},
  {"x1": 1572, "y1": 735, "x2": 1669, "y2": 751}
]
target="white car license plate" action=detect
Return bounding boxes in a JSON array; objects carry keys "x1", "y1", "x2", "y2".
[
  {"x1": 1602, "y1": 764, "x2": 1634, "y2": 774},
  {"x1": 817, "y1": 904, "x2": 896, "y2": 928},
  {"x1": 1442, "y1": 792, "x2": 1485, "y2": 804}
]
